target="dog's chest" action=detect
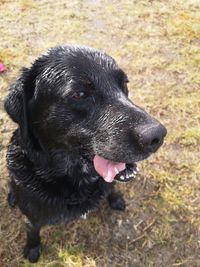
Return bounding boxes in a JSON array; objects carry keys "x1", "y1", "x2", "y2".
[
  {"x1": 37, "y1": 185, "x2": 109, "y2": 225},
  {"x1": 18, "y1": 175, "x2": 112, "y2": 225}
]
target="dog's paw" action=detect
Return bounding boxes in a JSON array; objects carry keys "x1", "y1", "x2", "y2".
[
  {"x1": 24, "y1": 244, "x2": 41, "y2": 263},
  {"x1": 7, "y1": 191, "x2": 17, "y2": 208},
  {"x1": 108, "y1": 193, "x2": 126, "y2": 211}
]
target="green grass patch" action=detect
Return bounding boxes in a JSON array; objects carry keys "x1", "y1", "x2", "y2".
[
  {"x1": 58, "y1": 245, "x2": 96, "y2": 267},
  {"x1": 168, "y1": 127, "x2": 200, "y2": 147},
  {"x1": 168, "y1": 10, "x2": 200, "y2": 40},
  {"x1": 179, "y1": 128, "x2": 200, "y2": 146},
  {"x1": 20, "y1": 0, "x2": 36, "y2": 9},
  {"x1": 0, "y1": 47, "x2": 29, "y2": 70}
]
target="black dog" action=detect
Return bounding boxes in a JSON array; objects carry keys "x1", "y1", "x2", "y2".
[{"x1": 4, "y1": 45, "x2": 166, "y2": 263}]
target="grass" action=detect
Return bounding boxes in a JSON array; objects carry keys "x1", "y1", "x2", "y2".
[{"x1": 0, "y1": 0, "x2": 200, "y2": 266}]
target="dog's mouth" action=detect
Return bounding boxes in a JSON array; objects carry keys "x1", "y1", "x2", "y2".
[
  {"x1": 115, "y1": 163, "x2": 138, "y2": 183},
  {"x1": 93, "y1": 155, "x2": 138, "y2": 183}
]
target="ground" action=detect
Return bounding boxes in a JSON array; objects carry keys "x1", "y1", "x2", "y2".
[{"x1": 0, "y1": 0, "x2": 200, "y2": 266}]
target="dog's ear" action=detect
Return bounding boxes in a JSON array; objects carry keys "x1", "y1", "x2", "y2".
[{"x1": 4, "y1": 67, "x2": 35, "y2": 146}]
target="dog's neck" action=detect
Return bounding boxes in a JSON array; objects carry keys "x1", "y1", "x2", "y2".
[
  {"x1": 11, "y1": 128, "x2": 99, "y2": 186},
  {"x1": 20, "y1": 138, "x2": 97, "y2": 179}
]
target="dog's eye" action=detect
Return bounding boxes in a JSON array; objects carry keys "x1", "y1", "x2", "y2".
[{"x1": 71, "y1": 91, "x2": 88, "y2": 100}]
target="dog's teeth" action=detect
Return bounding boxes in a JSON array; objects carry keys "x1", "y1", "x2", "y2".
[
  {"x1": 81, "y1": 213, "x2": 87, "y2": 219},
  {"x1": 116, "y1": 167, "x2": 138, "y2": 182}
]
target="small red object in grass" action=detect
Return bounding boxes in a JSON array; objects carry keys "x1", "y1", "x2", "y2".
[{"x1": 0, "y1": 63, "x2": 5, "y2": 73}]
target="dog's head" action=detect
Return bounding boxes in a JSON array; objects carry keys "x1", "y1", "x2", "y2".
[{"x1": 5, "y1": 45, "x2": 167, "y2": 183}]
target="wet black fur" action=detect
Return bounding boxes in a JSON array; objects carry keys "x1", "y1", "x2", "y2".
[{"x1": 5, "y1": 45, "x2": 166, "y2": 262}]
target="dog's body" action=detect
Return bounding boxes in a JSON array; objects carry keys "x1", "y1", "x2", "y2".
[
  {"x1": 5, "y1": 45, "x2": 166, "y2": 262},
  {"x1": 8, "y1": 128, "x2": 113, "y2": 225}
]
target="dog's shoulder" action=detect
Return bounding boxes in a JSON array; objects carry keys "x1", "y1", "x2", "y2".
[{"x1": 7, "y1": 131, "x2": 111, "y2": 222}]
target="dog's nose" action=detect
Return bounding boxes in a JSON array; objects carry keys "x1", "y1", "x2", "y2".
[{"x1": 136, "y1": 123, "x2": 167, "y2": 153}]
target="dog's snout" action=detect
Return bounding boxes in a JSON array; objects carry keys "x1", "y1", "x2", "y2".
[{"x1": 135, "y1": 123, "x2": 167, "y2": 153}]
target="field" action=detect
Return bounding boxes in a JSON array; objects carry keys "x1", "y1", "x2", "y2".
[{"x1": 0, "y1": 0, "x2": 200, "y2": 266}]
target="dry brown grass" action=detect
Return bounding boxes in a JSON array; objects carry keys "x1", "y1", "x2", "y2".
[{"x1": 0, "y1": 0, "x2": 200, "y2": 266}]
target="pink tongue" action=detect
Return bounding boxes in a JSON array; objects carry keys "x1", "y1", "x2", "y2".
[{"x1": 93, "y1": 155, "x2": 126, "y2": 183}]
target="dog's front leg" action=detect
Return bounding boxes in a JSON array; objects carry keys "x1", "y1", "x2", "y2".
[
  {"x1": 107, "y1": 187, "x2": 126, "y2": 211},
  {"x1": 23, "y1": 220, "x2": 41, "y2": 263}
]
